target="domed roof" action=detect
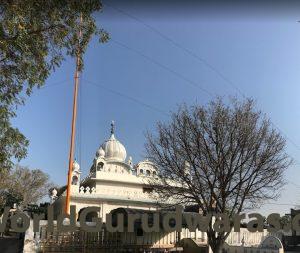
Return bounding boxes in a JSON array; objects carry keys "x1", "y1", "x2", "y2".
[
  {"x1": 101, "y1": 121, "x2": 127, "y2": 162},
  {"x1": 96, "y1": 147, "x2": 105, "y2": 158},
  {"x1": 51, "y1": 188, "x2": 57, "y2": 196},
  {"x1": 72, "y1": 160, "x2": 80, "y2": 172}
]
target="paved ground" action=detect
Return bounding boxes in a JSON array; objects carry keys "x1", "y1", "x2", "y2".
[{"x1": 0, "y1": 237, "x2": 24, "y2": 253}]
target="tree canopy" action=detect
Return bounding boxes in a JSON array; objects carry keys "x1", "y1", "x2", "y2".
[
  {"x1": 0, "y1": 0, "x2": 109, "y2": 171},
  {"x1": 146, "y1": 98, "x2": 291, "y2": 253},
  {"x1": 0, "y1": 165, "x2": 53, "y2": 212}
]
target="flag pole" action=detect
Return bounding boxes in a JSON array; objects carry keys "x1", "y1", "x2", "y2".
[{"x1": 64, "y1": 14, "x2": 82, "y2": 214}]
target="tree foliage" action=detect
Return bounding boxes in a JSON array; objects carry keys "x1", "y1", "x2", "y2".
[
  {"x1": 0, "y1": 165, "x2": 53, "y2": 212},
  {"x1": 0, "y1": 107, "x2": 28, "y2": 171},
  {"x1": 0, "y1": 0, "x2": 109, "y2": 172},
  {"x1": 146, "y1": 98, "x2": 291, "y2": 253}
]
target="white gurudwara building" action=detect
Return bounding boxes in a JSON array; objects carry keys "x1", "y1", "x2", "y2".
[
  {"x1": 51, "y1": 122, "x2": 161, "y2": 221},
  {"x1": 45, "y1": 122, "x2": 186, "y2": 251},
  {"x1": 44, "y1": 122, "x2": 279, "y2": 253}
]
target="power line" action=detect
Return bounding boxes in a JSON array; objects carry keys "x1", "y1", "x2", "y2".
[
  {"x1": 111, "y1": 39, "x2": 214, "y2": 97},
  {"x1": 105, "y1": 3, "x2": 300, "y2": 156},
  {"x1": 287, "y1": 180, "x2": 300, "y2": 189},
  {"x1": 271, "y1": 124, "x2": 300, "y2": 151},
  {"x1": 105, "y1": 3, "x2": 244, "y2": 97},
  {"x1": 82, "y1": 79, "x2": 300, "y2": 173},
  {"x1": 83, "y1": 78, "x2": 170, "y2": 117},
  {"x1": 112, "y1": 39, "x2": 300, "y2": 156},
  {"x1": 44, "y1": 82, "x2": 300, "y2": 208},
  {"x1": 37, "y1": 79, "x2": 70, "y2": 90},
  {"x1": 265, "y1": 202, "x2": 300, "y2": 207}
]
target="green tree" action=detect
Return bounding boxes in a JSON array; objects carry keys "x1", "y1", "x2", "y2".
[
  {"x1": 0, "y1": 108, "x2": 28, "y2": 171},
  {"x1": 0, "y1": 1, "x2": 109, "y2": 172}
]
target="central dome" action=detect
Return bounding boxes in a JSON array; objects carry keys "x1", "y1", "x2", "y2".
[{"x1": 101, "y1": 122, "x2": 127, "y2": 162}]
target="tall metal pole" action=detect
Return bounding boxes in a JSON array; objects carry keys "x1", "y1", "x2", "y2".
[{"x1": 64, "y1": 14, "x2": 82, "y2": 214}]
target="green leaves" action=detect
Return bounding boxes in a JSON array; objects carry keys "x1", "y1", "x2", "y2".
[
  {"x1": 0, "y1": 0, "x2": 109, "y2": 171},
  {"x1": 0, "y1": 107, "x2": 28, "y2": 172},
  {"x1": 1, "y1": 0, "x2": 109, "y2": 105}
]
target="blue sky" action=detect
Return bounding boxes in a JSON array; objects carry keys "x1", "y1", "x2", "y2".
[{"x1": 12, "y1": 1, "x2": 300, "y2": 215}]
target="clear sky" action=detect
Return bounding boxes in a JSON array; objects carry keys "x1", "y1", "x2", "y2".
[{"x1": 12, "y1": 1, "x2": 300, "y2": 215}]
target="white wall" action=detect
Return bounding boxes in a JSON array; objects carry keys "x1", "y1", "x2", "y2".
[
  {"x1": 226, "y1": 228, "x2": 269, "y2": 246},
  {"x1": 224, "y1": 245, "x2": 284, "y2": 253}
]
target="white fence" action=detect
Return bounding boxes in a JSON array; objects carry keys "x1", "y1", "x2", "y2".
[
  {"x1": 226, "y1": 228, "x2": 269, "y2": 246},
  {"x1": 224, "y1": 245, "x2": 284, "y2": 253}
]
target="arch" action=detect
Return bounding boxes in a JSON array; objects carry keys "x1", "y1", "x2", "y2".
[
  {"x1": 77, "y1": 207, "x2": 100, "y2": 222},
  {"x1": 146, "y1": 170, "x2": 151, "y2": 176},
  {"x1": 72, "y1": 175, "x2": 78, "y2": 185},
  {"x1": 140, "y1": 169, "x2": 144, "y2": 174},
  {"x1": 97, "y1": 162, "x2": 104, "y2": 171},
  {"x1": 259, "y1": 235, "x2": 283, "y2": 249}
]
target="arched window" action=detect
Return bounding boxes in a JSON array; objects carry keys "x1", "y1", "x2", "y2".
[
  {"x1": 86, "y1": 211, "x2": 98, "y2": 222},
  {"x1": 78, "y1": 207, "x2": 99, "y2": 222},
  {"x1": 72, "y1": 176, "x2": 78, "y2": 185},
  {"x1": 146, "y1": 170, "x2": 151, "y2": 176},
  {"x1": 97, "y1": 162, "x2": 104, "y2": 171},
  {"x1": 140, "y1": 169, "x2": 144, "y2": 174},
  {"x1": 153, "y1": 171, "x2": 157, "y2": 176}
]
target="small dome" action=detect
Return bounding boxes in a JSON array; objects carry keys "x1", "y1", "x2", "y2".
[
  {"x1": 73, "y1": 160, "x2": 80, "y2": 172},
  {"x1": 96, "y1": 147, "x2": 105, "y2": 158},
  {"x1": 101, "y1": 121, "x2": 127, "y2": 162},
  {"x1": 51, "y1": 188, "x2": 57, "y2": 196},
  {"x1": 101, "y1": 134, "x2": 127, "y2": 162}
]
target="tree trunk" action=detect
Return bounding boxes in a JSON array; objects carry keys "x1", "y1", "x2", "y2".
[
  {"x1": 211, "y1": 247, "x2": 222, "y2": 253},
  {"x1": 210, "y1": 242, "x2": 224, "y2": 253}
]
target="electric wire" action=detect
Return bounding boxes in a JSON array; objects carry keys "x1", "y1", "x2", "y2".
[
  {"x1": 37, "y1": 79, "x2": 70, "y2": 90},
  {"x1": 82, "y1": 78, "x2": 300, "y2": 194},
  {"x1": 83, "y1": 78, "x2": 170, "y2": 117},
  {"x1": 104, "y1": 3, "x2": 300, "y2": 161},
  {"x1": 84, "y1": 4, "x2": 300, "y2": 208},
  {"x1": 111, "y1": 39, "x2": 214, "y2": 97},
  {"x1": 105, "y1": 2, "x2": 244, "y2": 97}
]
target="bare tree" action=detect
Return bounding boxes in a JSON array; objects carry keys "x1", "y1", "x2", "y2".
[
  {"x1": 0, "y1": 165, "x2": 53, "y2": 211},
  {"x1": 146, "y1": 98, "x2": 291, "y2": 253}
]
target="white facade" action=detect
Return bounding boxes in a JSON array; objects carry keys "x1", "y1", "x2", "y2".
[
  {"x1": 49, "y1": 122, "x2": 273, "y2": 251},
  {"x1": 52, "y1": 122, "x2": 161, "y2": 221}
]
